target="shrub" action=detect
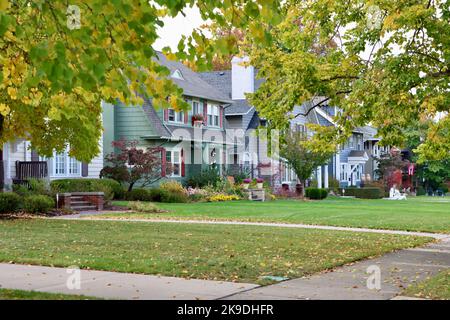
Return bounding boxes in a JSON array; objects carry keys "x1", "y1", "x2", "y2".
[
  {"x1": 159, "y1": 180, "x2": 189, "y2": 203},
  {"x1": 341, "y1": 187, "x2": 383, "y2": 199},
  {"x1": 187, "y1": 168, "x2": 222, "y2": 188},
  {"x1": 439, "y1": 184, "x2": 449, "y2": 194},
  {"x1": 161, "y1": 191, "x2": 189, "y2": 203},
  {"x1": 125, "y1": 188, "x2": 153, "y2": 201},
  {"x1": 305, "y1": 188, "x2": 328, "y2": 200},
  {"x1": 160, "y1": 180, "x2": 185, "y2": 194},
  {"x1": 0, "y1": 193, "x2": 22, "y2": 214},
  {"x1": 148, "y1": 188, "x2": 169, "y2": 202},
  {"x1": 328, "y1": 178, "x2": 340, "y2": 193},
  {"x1": 128, "y1": 201, "x2": 165, "y2": 213},
  {"x1": 50, "y1": 178, "x2": 123, "y2": 201},
  {"x1": 13, "y1": 179, "x2": 50, "y2": 197},
  {"x1": 189, "y1": 193, "x2": 206, "y2": 202},
  {"x1": 23, "y1": 195, "x2": 55, "y2": 214}
]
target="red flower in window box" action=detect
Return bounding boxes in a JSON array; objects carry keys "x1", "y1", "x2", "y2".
[{"x1": 192, "y1": 114, "x2": 204, "y2": 126}]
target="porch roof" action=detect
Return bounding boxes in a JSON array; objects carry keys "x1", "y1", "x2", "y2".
[{"x1": 347, "y1": 150, "x2": 369, "y2": 163}]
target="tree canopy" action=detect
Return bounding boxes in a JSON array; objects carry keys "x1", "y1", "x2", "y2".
[
  {"x1": 0, "y1": 0, "x2": 282, "y2": 161},
  {"x1": 242, "y1": 0, "x2": 449, "y2": 162},
  {"x1": 280, "y1": 130, "x2": 334, "y2": 196}
]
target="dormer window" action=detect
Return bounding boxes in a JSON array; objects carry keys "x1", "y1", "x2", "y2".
[{"x1": 171, "y1": 69, "x2": 184, "y2": 80}]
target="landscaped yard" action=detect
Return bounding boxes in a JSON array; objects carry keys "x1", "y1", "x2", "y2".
[
  {"x1": 0, "y1": 219, "x2": 430, "y2": 284},
  {"x1": 403, "y1": 269, "x2": 450, "y2": 300},
  {"x1": 0, "y1": 288, "x2": 100, "y2": 300},
  {"x1": 105, "y1": 197, "x2": 450, "y2": 233}
]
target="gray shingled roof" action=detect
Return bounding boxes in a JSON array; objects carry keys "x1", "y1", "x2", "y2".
[
  {"x1": 154, "y1": 53, "x2": 232, "y2": 104},
  {"x1": 141, "y1": 98, "x2": 171, "y2": 137},
  {"x1": 224, "y1": 99, "x2": 254, "y2": 115},
  {"x1": 198, "y1": 71, "x2": 232, "y2": 98}
]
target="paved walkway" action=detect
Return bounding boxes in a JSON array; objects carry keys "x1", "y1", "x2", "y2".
[
  {"x1": 0, "y1": 263, "x2": 258, "y2": 300},
  {"x1": 56, "y1": 214, "x2": 450, "y2": 240},
  {"x1": 223, "y1": 237, "x2": 450, "y2": 300}
]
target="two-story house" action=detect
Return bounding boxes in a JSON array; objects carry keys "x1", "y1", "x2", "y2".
[{"x1": 102, "y1": 52, "x2": 233, "y2": 184}]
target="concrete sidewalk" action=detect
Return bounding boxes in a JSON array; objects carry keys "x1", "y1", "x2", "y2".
[
  {"x1": 223, "y1": 238, "x2": 450, "y2": 300},
  {"x1": 0, "y1": 264, "x2": 258, "y2": 300}
]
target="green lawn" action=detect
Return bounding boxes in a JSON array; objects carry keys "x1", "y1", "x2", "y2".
[
  {"x1": 0, "y1": 288, "x2": 100, "y2": 300},
  {"x1": 106, "y1": 197, "x2": 450, "y2": 233},
  {"x1": 403, "y1": 269, "x2": 450, "y2": 300},
  {"x1": 0, "y1": 219, "x2": 430, "y2": 284}
]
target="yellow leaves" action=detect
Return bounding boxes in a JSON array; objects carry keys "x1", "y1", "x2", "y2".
[
  {"x1": 0, "y1": 103, "x2": 10, "y2": 116},
  {"x1": 7, "y1": 86, "x2": 17, "y2": 99},
  {"x1": 47, "y1": 107, "x2": 61, "y2": 121},
  {"x1": 0, "y1": 0, "x2": 9, "y2": 11},
  {"x1": 21, "y1": 88, "x2": 43, "y2": 106}
]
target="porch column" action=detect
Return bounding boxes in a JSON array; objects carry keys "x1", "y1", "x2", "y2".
[
  {"x1": 335, "y1": 152, "x2": 341, "y2": 183},
  {"x1": 324, "y1": 165, "x2": 329, "y2": 189},
  {"x1": 317, "y1": 166, "x2": 322, "y2": 189}
]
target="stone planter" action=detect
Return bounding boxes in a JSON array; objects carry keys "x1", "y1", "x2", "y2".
[
  {"x1": 256, "y1": 183, "x2": 263, "y2": 189},
  {"x1": 193, "y1": 120, "x2": 203, "y2": 128},
  {"x1": 243, "y1": 183, "x2": 250, "y2": 190}
]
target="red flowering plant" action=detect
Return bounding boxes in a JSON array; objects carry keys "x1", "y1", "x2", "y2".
[{"x1": 100, "y1": 139, "x2": 169, "y2": 191}]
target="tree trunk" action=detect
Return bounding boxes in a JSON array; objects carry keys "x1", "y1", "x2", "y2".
[
  {"x1": 300, "y1": 180, "x2": 306, "y2": 199},
  {"x1": 128, "y1": 182, "x2": 135, "y2": 192}
]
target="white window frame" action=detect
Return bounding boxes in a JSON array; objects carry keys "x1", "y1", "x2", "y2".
[
  {"x1": 192, "y1": 100, "x2": 200, "y2": 115},
  {"x1": 168, "y1": 109, "x2": 184, "y2": 124},
  {"x1": 207, "y1": 104, "x2": 219, "y2": 127},
  {"x1": 171, "y1": 69, "x2": 184, "y2": 80},
  {"x1": 166, "y1": 149, "x2": 182, "y2": 177},
  {"x1": 49, "y1": 149, "x2": 82, "y2": 178}
]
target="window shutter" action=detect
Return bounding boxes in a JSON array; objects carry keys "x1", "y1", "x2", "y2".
[
  {"x1": 203, "y1": 102, "x2": 208, "y2": 126},
  {"x1": 31, "y1": 150, "x2": 39, "y2": 161},
  {"x1": 181, "y1": 148, "x2": 185, "y2": 177},
  {"x1": 184, "y1": 111, "x2": 188, "y2": 124},
  {"x1": 164, "y1": 109, "x2": 169, "y2": 122},
  {"x1": 82, "y1": 163, "x2": 89, "y2": 177},
  {"x1": 161, "y1": 148, "x2": 166, "y2": 177},
  {"x1": 219, "y1": 106, "x2": 223, "y2": 128}
]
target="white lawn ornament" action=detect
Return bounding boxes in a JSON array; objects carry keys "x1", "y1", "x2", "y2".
[{"x1": 389, "y1": 187, "x2": 407, "y2": 200}]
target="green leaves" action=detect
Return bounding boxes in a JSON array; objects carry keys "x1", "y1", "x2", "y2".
[{"x1": 246, "y1": 0, "x2": 449, "y2": 161}]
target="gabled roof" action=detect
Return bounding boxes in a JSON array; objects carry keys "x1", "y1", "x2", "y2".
[{"x1": 154, "y1": 53, "x2": 232, "y2": 104}]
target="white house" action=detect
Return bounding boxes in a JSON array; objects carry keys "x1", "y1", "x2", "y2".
[{"x1": 1, "y1": 136, "x2": 104, "y2": 191}]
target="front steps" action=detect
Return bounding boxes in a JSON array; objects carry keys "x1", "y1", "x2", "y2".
[{"x1": 57, "y1": 192, "x2": 105, "y2": 211}]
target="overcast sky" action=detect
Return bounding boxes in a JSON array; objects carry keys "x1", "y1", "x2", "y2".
[{"x1": 153, "y1": 6, "x2": 205, "y2": 51}]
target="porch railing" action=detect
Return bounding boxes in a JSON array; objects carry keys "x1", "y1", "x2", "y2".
[{"x1": 13, "y1": 161, "x2": 48, "y2": 186}]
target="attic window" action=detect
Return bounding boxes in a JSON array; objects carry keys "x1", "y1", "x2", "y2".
[{"x1": 171, "y1": 69, "x2": 184, "y2": 80}]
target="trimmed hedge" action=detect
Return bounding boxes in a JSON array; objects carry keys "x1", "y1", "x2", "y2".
[
  {"x1": 124, "y1": 187, "x2": 188, "y2": 203},
  {"x1": 305, "y1": 188, "x2": 328, "y2": 200},
  {"x1": 50, "y1": 179, "x2": 124, "y2": 201},
  {"x1": 342, "y1": 187, "x2": 383, "y2": 199},
  {"x1": 125, "y1": 188, "x2": 153, "y2": 201},
  {"x1": 0, "y1": 193, "x2": 22, "y2": 214},
  {"x1": 23, "y1": 195, "x2": 55, "y2": 214}
]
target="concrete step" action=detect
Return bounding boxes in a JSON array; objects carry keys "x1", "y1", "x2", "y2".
[
  {"x1": 71, "y1": 205, "x2": 97, "y2": 211},
  {"x1": 71, "y1": 201, "x2": 91, "y2": 205},
  {"x1": 71, "y1": 196, "x2": 85, "y2": 201}
]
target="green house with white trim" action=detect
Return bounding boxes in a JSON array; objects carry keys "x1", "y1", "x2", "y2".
[{"x1": 102, "y1": 53, "x2": 233, "y2": 185}]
